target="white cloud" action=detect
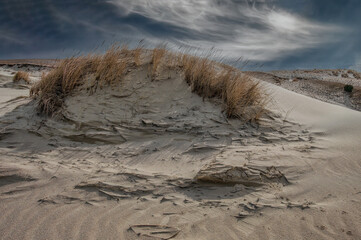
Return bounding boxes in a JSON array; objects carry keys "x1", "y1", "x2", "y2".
[{"x1": 108, "y1": 0, "x2": 343, "y2": 61}]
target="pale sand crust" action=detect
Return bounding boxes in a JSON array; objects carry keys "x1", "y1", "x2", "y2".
[{"x1": 0, "y1": 65, "x2": 360, "y2": 239}]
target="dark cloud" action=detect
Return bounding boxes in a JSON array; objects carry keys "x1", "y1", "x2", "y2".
[{"x1": 0, "y1": 0, "x2": 360, "y2": 70}]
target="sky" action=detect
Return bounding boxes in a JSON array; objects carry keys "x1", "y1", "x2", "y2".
[{"x1": 0, "y1": 0, "x2": 360, "y2": 71}]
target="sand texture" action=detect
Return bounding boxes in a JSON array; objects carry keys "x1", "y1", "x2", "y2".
[
  {"x1": 247, "y1": 69, "x2": 361, "y2": 111},
  {"x1": 0, "y1": 65, "x2": 360, "y2": 239}
]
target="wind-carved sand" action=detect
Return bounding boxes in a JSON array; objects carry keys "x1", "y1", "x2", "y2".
[{"x1": 0, "y1": 48, "x2": 361, "y2": 239}]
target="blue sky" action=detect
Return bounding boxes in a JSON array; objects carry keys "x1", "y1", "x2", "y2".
[{"x1": 0, "y1": 0, "x2": 360, "y2": 70}]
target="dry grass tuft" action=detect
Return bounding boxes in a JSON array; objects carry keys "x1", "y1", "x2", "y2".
[
  {"x1": 94, "y1": 45, "x2": 127, "y2": 87},
  {"x1": 178, "y1": 54, "x2": 266, "y2": 119},
  {"x1": 31, "y1": 45, "x2": 267, "y2": 121},
  {"x1": 133, "y1": 44, "x2": 145, "y2": 67},
  {"x1": 30, "y1": 56, "x2": 93, "y2": 115},
  {"x1": 347, "y1": 69, "x2": 361, "y2": 79},
  {"x1": 13, "y1": 71, "x2": 30, "y2": 84},
  {"x1": 150, "y1": 46, "x2": 167, "y2": 79},
  {"x1": 31, "y1": 45, "x2": 129, "y2": 115},
  {"x1": 353, "y1": 71, "x2": 361, "y2": 79},
  {"x1": 341, "y1": 72, "x2": 349, "y2": 78},
  {"x1": 182, "y1": 55, "x2": 218, "y2": 97},
  {"x1": 223, "y1": 73, "x2": 264, "y2": 119}
]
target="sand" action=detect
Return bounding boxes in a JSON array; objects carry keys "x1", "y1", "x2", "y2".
[
  {"x1": 0, "y1": 64, "x2": 360, "y2": 240},
  {"x1": 247, "y1": 69, "x2": 361, "y2": 112}
]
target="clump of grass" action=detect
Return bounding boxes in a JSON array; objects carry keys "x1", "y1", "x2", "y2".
[
  {"x1": 31, "y1": 45, "x2": 129, "y2": 115},
  {"x1": 353, "y1": 71, "x2": 361, "y2": 79},
  {"x1": 178, "y1": 53, "x2": 266, "y2": 119},
  {"x1": 347, "y1": 69, "x2": 361, "y2": 79},
  {"x1": 332, "y1": 70, "x2": 339, "y2": 77},
  {"x1": 341, "y1": 72, "x2": 349, "y2": 78},
  {"x1": 13, "y1": 71, "x2": 30, "y2": 84},
  {"x1": 182, "y1": 55, "x2": 218, "y2": 97},
  {"x1": 150, "y1": 46, "x2": 167, "y2": 79},
  {"x1": 94, "y1": 45, "x2": 127, "y2": 87},
  {"x1": 133, "y1": 43, "x2": 145, "y2": 67},
  {"x1": 30, "y1": 56, "x2": 94, "y2": 115},
  {"x1": 223, "y1": 72, "x2": 264, "y2": 118}
]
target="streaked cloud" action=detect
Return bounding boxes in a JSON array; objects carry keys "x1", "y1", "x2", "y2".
[
  {"x1": 0, "y1": 0, "x2": 359, "y2": 70},
  {"x1": 108, "y1": 0, "x2": 343, "y2": 60}
]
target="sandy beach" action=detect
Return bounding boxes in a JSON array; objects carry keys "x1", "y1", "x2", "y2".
[{"x1": 0, "y1": 56, "x2": 361, "y2": 240}]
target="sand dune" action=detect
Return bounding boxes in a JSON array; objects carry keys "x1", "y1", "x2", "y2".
[{"x1": 0, "y1": 60, "x2": 360, "y2": 240}]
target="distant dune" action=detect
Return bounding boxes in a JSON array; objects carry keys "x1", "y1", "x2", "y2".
[
  {"x1": 247, "y1": 69, "x2": 361, "y2": 111},
  {"x1": 0, "y1": 59, "x2": 58, "y2": 68}
]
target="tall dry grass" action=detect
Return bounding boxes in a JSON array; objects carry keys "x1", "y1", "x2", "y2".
[
  {"x1": 133, "y1": 42, "x2": 146, "y2": 67},
  {"x1": 13, "y1": 71, "x2": 30, "y2": 84},
  {"x1": 30, "y1": 56, "x2": 94, "y2": 115},
  {"x1": 178, "y1": 53, "x2": 266, "y2": 119},
  {"x1": 31, "y1": 45, "x2": 130, "y2": 115},
  {"x1": 150, "y1": 46, "x2": 167, "y2": 79},
  {"x1": 31, "y1": 45, "x2": 266, "y2": 120},
  {"x1": 94, "y1": 45, "x2": 127, "y2": 87}
]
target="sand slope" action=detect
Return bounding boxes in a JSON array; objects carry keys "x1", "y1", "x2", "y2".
[
  {"x1": 247, "y1": 69, "x2": 361, "y2": 112},
  {"x1": 0, "y1": 65, "x2": 360, "y2": 239}
]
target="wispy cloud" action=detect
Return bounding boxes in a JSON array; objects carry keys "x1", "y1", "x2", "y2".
[
  {"x1": 0, "y1": 0, "x2": 355, "y2": 69},
  {"x1": 108, "y1": 0, "x2": 343, "y2": 61},
  {"x1": 0, "y1": 30, "x2": 27, "y2": 45}
]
